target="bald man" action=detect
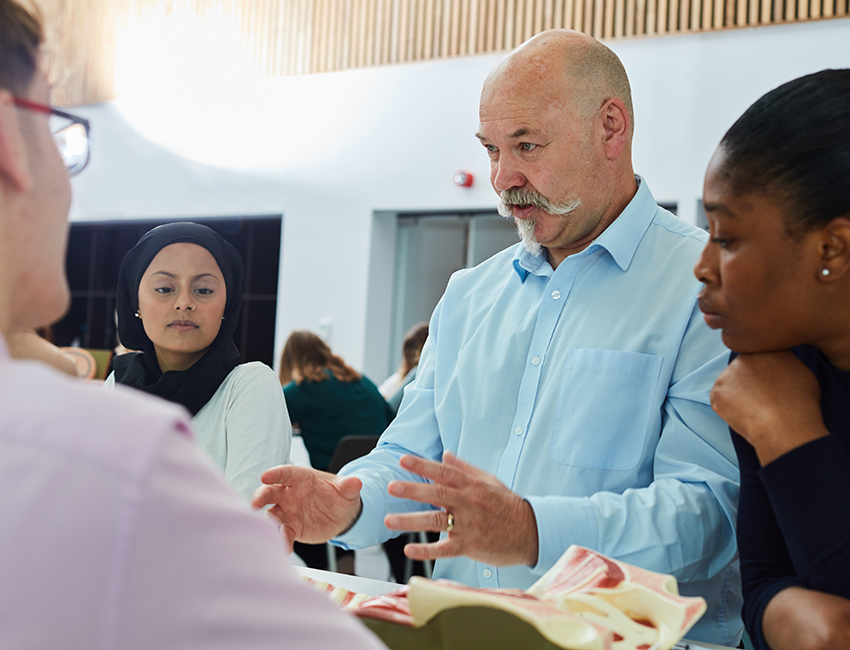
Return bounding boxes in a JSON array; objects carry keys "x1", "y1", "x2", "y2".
[{"x1": 256, "y1": 30, "x2": 743, "y2": 646}]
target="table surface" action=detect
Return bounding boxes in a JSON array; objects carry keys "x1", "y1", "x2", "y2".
[{"x1": 295, "y1": 567, "x2": 736, "y2": 650}]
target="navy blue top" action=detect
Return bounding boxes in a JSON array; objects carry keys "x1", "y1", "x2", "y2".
[{"x1": 732, "y1": 345, "x2": 850, "y2": 650}]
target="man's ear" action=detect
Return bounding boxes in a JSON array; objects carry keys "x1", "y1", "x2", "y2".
[
  {"x1": 816, "y1": 216, "x2": 850, "y2": 282},
  {"x1": 600, "y1": 97, "x2": 630, "y2": 161},
  {"x1": 0, "y1": 90, "x2": 32, "y2": 193}
]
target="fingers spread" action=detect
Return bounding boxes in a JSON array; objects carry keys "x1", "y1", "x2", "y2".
[
  {"x1": 385, "y1": 510, "x2": 447, "y2": 533},
  {"x1": 404, "y1": 537, "x2": 460, "y2": 561},
  {"x1": 387, "y1": 479, "x2": 453, "y2": 508},
  {"x1": 260, "y1": 465, "x2": 290, "y2": 485},
  {"x1": 260, "y1": 465, "x2": 318, "y2": 486},
  {"x1": 442, "y1": 450, "x2": 484, "y2": 477},
  {"x1": 251, "y1": 483, "x2": 284, "y2": 510},
  {"x1": 265, "y1": 503, "x2": 288, "y2": 528},
  {"x1": 337, "y1": 475, "x2": 363, "y2": 499},
  {"x1": 275, "y1": 519, "x2": 296, "y2": 552},
  {"x1": 399, "y1": 454, "x2": 467, "y2": 488}
]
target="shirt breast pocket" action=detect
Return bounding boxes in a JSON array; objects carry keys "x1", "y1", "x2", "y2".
[{"x1": 550, "y1": 348, "x2": 663, "y2": 470}]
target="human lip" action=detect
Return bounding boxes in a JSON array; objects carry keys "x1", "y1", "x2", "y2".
[
  {"x1": 511, "y1": 204, "x2": 537, "y2": 220},
  {"x1": 696, "y1": 296, "x2": 724, "y2": 329},
  {"x1": 168, "y1": 319, "x2": 198, "y2": 331}
]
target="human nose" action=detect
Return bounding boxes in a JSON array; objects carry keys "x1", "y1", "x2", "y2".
[
  {"x1": 173, "y1": 286, "x2": 195, "y2": 311},
  {"x1": 693, "y1": 242, "x2": 718, "y2": 286},
  {"x1": 491, "y1": 155, "x2": 527, "y2": 193}
]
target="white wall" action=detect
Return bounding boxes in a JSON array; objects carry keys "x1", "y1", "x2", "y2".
[
  {"x1": 622, "y1": 21, "x2": 850, "y2": 224},
  {"x1": 67, "y1": 18, "x2": 850, "y2": 379}
]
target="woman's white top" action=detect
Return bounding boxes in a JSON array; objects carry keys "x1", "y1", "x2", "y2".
[
  {"x1": 378, "y1": 370, "x2": 403, "y2": 399},
  {"x1": 105, "y1": 362, "x2": 291, "y2": 501}
]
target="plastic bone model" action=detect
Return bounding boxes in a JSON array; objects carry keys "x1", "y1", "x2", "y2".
[
  {"x1": 310, "y1": 545, "x2": 707, "y2": 650},
  {"x1": 526, "y1": 545, "x2": 707, "y2": 649}
]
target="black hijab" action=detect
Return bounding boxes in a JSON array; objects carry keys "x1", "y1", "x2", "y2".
[{"x1": 112, "y1": 222, "x2": 244, "y2": 416}]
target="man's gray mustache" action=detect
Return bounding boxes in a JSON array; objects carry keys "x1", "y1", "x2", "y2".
[{"x1": 497, "y1": 190, "x2": 581, "y2": 217}]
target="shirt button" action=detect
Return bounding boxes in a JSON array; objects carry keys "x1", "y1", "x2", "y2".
[
  {"x1": 483, "y1": 568, "x2": 492, "y2": 578},
  {"x1": 531, "y1": 356, "x2": 540, "y2": 366},
  {"x1": 551, "y1": 290, "x2": 561, "y2": 300},
  {"x1": 514, "y1": 426, "x2": 523, "y2": 436}
]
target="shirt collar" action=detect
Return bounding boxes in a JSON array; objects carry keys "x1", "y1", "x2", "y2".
[
  {"x1": 511, "y1": 175, "x2": 656, "y2": 282},
  {"x1": 512, "y1": 247, "x2": 546, "y2": 282}
]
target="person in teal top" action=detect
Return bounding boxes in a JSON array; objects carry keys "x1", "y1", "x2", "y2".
[
  {"x1": 279, "y1": 330, "x2": 393, "y2": 572},
  {"x1": 279, "y1": 330, "x2": 393, "y2": 473}
]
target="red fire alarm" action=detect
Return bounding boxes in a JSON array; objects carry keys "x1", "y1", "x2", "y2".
[{"x1": 453, "y1": 171, "x2": 474, "y2": 187}]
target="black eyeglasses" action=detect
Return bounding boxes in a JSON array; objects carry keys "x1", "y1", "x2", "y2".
[{"x1": 13, "y1": 96, "x2": 91, "y2": 177}]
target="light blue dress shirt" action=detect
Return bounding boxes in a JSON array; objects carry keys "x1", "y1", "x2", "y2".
[{"x1": 338, "y1": 178, "x2": 743, "y2": 646}]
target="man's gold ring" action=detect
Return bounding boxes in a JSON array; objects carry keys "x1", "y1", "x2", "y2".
[{"x1": 446, "y1": 512, "x2": 455, "y2": 532}]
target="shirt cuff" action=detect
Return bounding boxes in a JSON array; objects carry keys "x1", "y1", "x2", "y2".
[
  {"x1": 332, "y1": 473, "x2": 388, "y2": 550},
  {"x1": 526, "y1": 495, "x2": 599, "y2": 576}
]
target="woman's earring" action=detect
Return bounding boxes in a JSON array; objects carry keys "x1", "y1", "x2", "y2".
[
  {"x1": 822, "y1": 268, "x2": 831, "y2": 277},
  {"x1": 135, "y1": 310, "x2": 141, "y2": 318}
]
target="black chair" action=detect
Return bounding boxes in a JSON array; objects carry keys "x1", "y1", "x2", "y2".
[
  {"x1": 326, "y1": 435, "x2": 380, "y2": 474},
  {"x1": 323, "y1": 435, "x2": 432, "y2": 581},
  {"x1": 324, "y1": 435, "x2": 380, "y2": 572}
]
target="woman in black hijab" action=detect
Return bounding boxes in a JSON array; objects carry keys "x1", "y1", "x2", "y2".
[{"x1": 107, "y1": 222, "x2": 290, "y2": 501}]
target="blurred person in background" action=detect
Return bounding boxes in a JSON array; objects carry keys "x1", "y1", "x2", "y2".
[
  {"x1": 0, "y1": 1, "x2": 386, "y2": 647},
  {"x1": 280, "y1": 330, "x2": 393, "y2": 473},
  {"x1": 379, "y1": 321, "x2": 429, "y2": 413},
  {"x1": 279, "y1": 329, "x2": 393, "y2": 572},
  {"x1": 378, "y1": 322, "x2": 436, "y2": 578}
]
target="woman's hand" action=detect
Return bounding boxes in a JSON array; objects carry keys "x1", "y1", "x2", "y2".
[
  {"x1": 710, "y1": 351, "x2": 829, "y2": 466},
  {"x1": 763, "y1": 586, "x2": 850, "y2": 650}
]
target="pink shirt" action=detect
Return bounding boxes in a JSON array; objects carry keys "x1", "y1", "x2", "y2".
[{"x1": 0, "y1": 337, "x2": 385, "y2": 650}]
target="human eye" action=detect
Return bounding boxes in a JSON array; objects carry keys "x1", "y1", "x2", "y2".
[
  {"x1": 482, "y1": 142, "x2": 498, "y2": 155},
  {"x1": 154, "y1": 286, "x2": 174, "y2": 294},
  {"x1": 710, "y1": 236, "x2": 734, "y2": 249},
  {"x1": 519, "y1": 142, "x2": 537, "y2": 152},
  {"x1": 195, "y1": 287, "x2": 214, "y2": 296}
]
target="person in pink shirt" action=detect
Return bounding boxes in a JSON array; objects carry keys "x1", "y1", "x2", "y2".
[{"x1": 0, "y1": 2, "x2": 385, "y2": 648}]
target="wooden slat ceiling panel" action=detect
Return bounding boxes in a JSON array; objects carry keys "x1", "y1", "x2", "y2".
[{"x1": 34, "y1": 0, "x2": 848, "y2": 106}]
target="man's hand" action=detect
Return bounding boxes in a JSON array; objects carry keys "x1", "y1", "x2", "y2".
[
  {"x1": 710, "y1": 351, "x2": 829, "y2": 466},
  {"x1": 252, "y1": 465, "x2": 363, "y2": 545},
  {"x1": 384, "y1": 452, "x2": 539, "y2": 567},
  {"x1": 763, "y1": 587, "x2": 850, "y2": 650}
]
